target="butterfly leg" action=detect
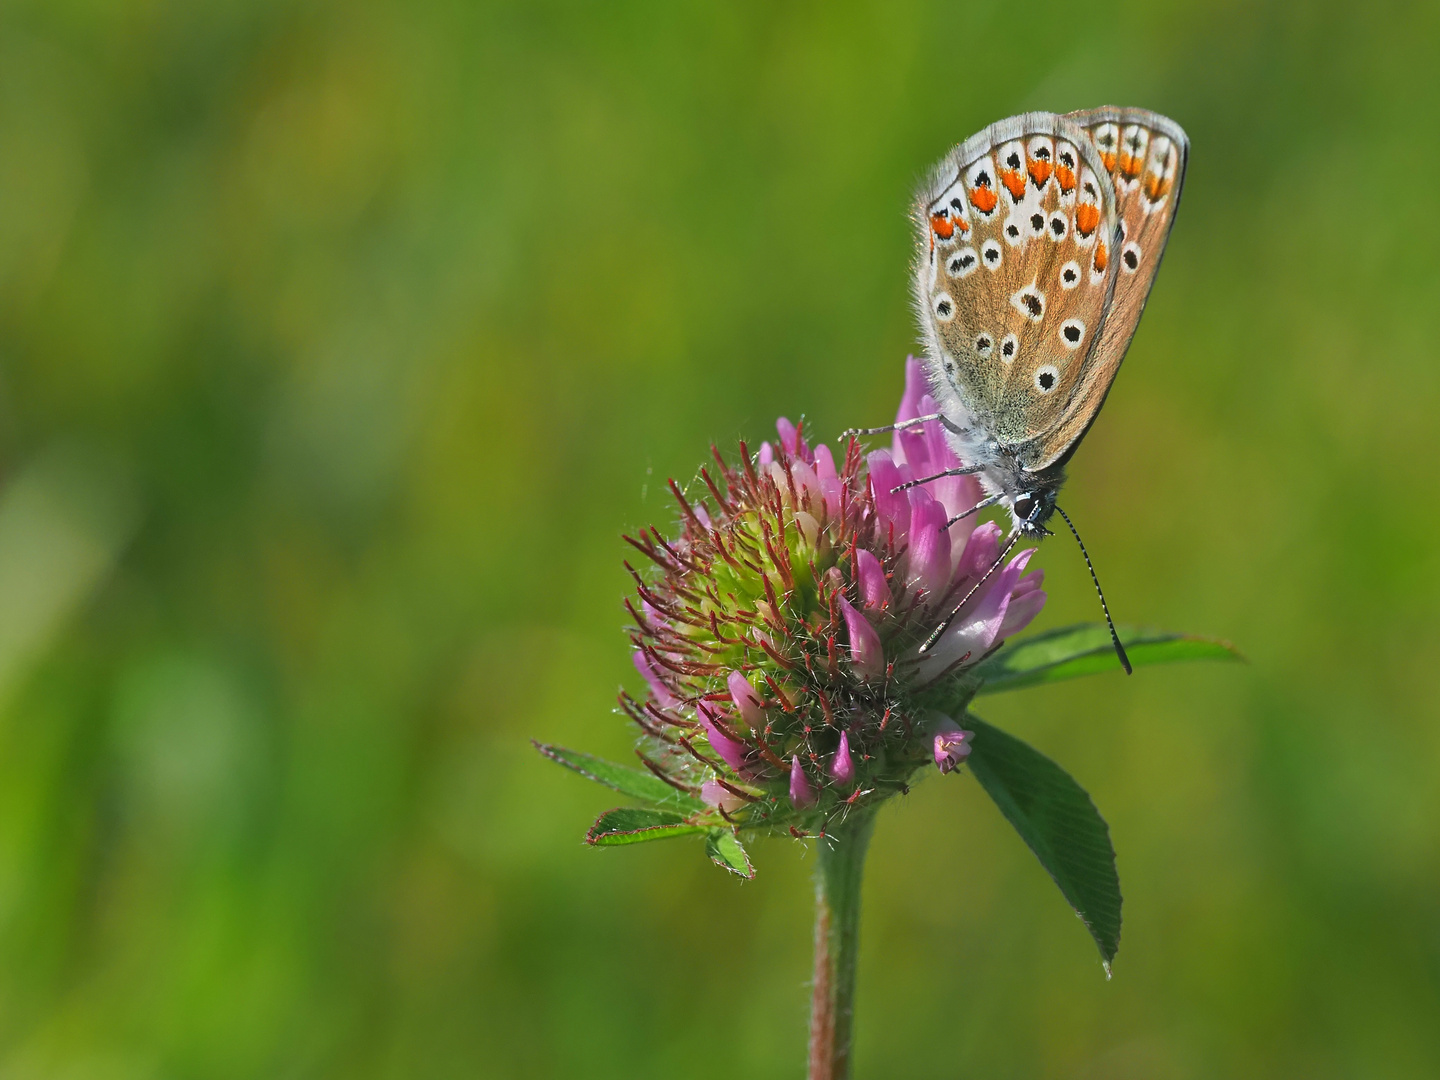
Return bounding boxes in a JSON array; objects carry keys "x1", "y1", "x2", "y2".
[
  {"x1": 840, "y1": 413, "x2": 946, "y2": 440},
  {"x1": 918, "y1": 529, "x2": 1022, "y2": 653},
  {"x1": 890, "y1": 465, "x2": 985, "y2": 493},
  {"x1": 943, "y1": 492, "x2": 1004, "y2": 528}
]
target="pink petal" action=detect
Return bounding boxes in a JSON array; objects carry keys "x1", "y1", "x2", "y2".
[
  {"x1": 813, "y1": 443, "x2": 843, "y2": 521},
  {"x1": 896, "y1": 358, "x2": 928, "y2": 424},
  {"x1": 790, "y1": 756, "x2": 817, "y2": 807},
  {"x1": 998, "y1": 587, "x2": 1047, "y2": 638},
  {"x1": 917, "y1": 393, "x2": 953, "y2": 471},
  {"x1": 867, "y1": 450, "x2": 911, "y2": 539},
  {"x1": 855, "y1": 548, "x2": 892, "y2": 611},
  {"x1": 776, "y1": 417, "x2": 800, "y2": 456},
  {"x1": 1010, "y1": 569, "x2": 1045, "y2": 599},
  {"x1": 698, "y1": 706, "x2": 750, "y2": 774},
  {"x1": 956, "y1": 520, "x2": 1002, "y2": 581},
  {"x1": 790, "y1": 457, "x2": 821, "y2": 516},
  {"x1": 904, "y1": 488, "x2": 951, "y2": 602},
  {"x1": 758, "y1": 441, "x2": 774, "y2": 467},
  {"x1": 701, "y1": 778, "x2": 746, "y2": 813},
  {"x1": 632, "y1": 650, "x2": 678, "y2": 708},
  {"x1": 838, "y1": 595, "x2": 886, "y2": 680},
  {"x1": 727, "y1": 670, "x2": 766, "y2": 730},
  {"x1": 893, "y1": 362, "x2": 932, "y2": 467},
  {"x1": 830, "y1": 731, "x2": 856, "y2": 787},
  {"x1": 911, "y1": 548, "x2": 1035, "y2": 685},
  {"x1": 932, "y1": 717, "x2": 976, "y2": 774}
]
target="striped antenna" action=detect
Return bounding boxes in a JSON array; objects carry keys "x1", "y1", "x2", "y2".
[{"x1": 1054, "y1": 505, "x2": 1131, "y2": 675}]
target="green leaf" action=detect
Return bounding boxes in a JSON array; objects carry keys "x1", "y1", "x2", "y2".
[
  {"x1": 585, "y1": 807, "x2": 708, "y2": 846},
  {"x1": 964, "y1": 714, "x2": 1122, "y2": 971},
  {"x1": 705, "y1": 830, "x2": 755, "y2": 879},
  {"x1": 534, "y1": 741, "x2": 705, "y2": 812},
  {"x1": 974, "y1": 623, "x2": 1241, "y2": 694}
]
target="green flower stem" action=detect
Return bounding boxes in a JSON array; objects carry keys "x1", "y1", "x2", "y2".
[{"x1": 808, "y1": 807, "x2": 877, "y2": 1080}]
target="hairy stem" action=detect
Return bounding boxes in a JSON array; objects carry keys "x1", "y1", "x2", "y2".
[{"x1": 807, "y1": 808, "x2": 877, "y2": 1080}]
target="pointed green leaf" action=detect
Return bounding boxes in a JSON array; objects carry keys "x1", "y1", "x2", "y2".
[
  {"x1": 964, "y1": 714, "x2": 1121, "y2": 970},
  {"x1": 534, "y1": 741, "x2": 706, "y2": 812},
  {"x1": 974, "y1": 623, "x2": 1241, "y2": 694},
  {"x1": 706, "y1": 830, "x2": 755, "y2": 879},
  {"x1": 585, "y1": 807, "x2": 708, "y2": 846}
]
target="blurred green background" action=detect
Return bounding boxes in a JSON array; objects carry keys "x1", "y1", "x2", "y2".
[{"x1": 1, "y1": 1, "x2": 1438, "y2": 1076}]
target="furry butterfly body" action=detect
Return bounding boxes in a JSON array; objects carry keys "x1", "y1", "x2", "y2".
[{"x1": 913, "y1": 108, "x2": 1188, "y2": 537}]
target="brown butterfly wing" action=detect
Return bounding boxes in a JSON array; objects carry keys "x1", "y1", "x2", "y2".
[
  {"x1": 1023, "y1": 108, "x2": 1190, "y2": 470},
  {"x1": 914, "y1": 113, "x2": 1121, "y2": 455}
]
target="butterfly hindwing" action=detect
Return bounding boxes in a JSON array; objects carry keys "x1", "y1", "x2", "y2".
[
  {"x1": 1025, "y1": 108, "x2": 1190, "y2": 469},
  {"x1": 915, "y1": 113, "x2": 1121, "y2": 457}
]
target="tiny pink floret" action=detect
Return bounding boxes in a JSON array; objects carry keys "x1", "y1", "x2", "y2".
[
  {"x1": 838, "y1": 596, "x2": 886, "y2": 679},
  {"x1": 933, "y1": 720, "x2": 976, "y2": 774},
  {"x1": 830, "y1": 731, "x2": 856, "y2": 787},
  {"x1": 699, "y1": 706, "x2": 749, "y2": 774},
  {"x1": 790, "y1": 755, "x2": 817, "y2": 807},
  {"x1": 727, "y1": 670, "x2": 767, "y2": 730}
]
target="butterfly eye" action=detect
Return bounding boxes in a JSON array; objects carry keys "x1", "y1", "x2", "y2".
[{"x1": 1013, "y1": 495, "x2": 1036, "y2": 520}]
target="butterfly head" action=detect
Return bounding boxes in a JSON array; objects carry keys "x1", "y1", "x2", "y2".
[{"x1": 1008, "y1": 485, "x2": 1059, "y2": 538}]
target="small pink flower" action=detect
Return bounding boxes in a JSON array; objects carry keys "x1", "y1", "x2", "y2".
[
  {"x1": 866, "y1": 450, "x2": 911, "y2": 538},
  {"x1": 932, "y1": 718, "x2": 976, "y2": 774},
  {"x1": 698, "y1": 706, "x2": 749, "y2": 775},
  {"x1": 790, "y1": 756, "x2": 817, "y2": 807},
  {"x1": 701, "y1": 778, "x2": 747, "y2": 814},
  {"x1": 632, "y1": 650, "x2": 679, "y2": 709},
  {"x1": 727, "y1": 670, "x2": 766, "y2": 730},
  {"x1": 839, "y1": 596, "x2": 885, "y2": 680},
  {"x1": 855, "y1": 549, "x2": 892, "y2": 611},
  {"x1": 830, "y1": 731, "x2": 856, "y2": 787}
]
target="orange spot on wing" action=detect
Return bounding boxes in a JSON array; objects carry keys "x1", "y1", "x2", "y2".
[
  {"x1": 1093, "y1": 241, "x2": 1108, "y2": 273},
  {"x1": 930, "y1": 214, "x2": 955, "y2": 240},
  {"x1": 969, "y1": 185, "x2": 997, "y2": 214},
  {"x1": 1100, "y1": 151, "x2": 1117, "y2": 173},
  {"x1": 1000, "y1": 169, "x2": 1027, "y2": 201},
  {"x1": 1143, "y1": 173, "x2": 1172, "y2": 201},
  {"x1": 1074, "y1": 204, "x2": 1100, "y2": 237},
  {"x1": 1119, "y1": 152, "x2": 1142, "y2": 178},
  {"x1": 1027, "y1": 159, "x2": 1053, "y2": 188},
  {"x1": 1055, "y1": 164, "x2": 1076, "y2": 192}
]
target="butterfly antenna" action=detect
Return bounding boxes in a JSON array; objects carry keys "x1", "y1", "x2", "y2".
[
  {"x1": 917, "y1": 529, "x2": 1022, "y2": 654},
  {"x1": 1054, "y1": 504, "x2": 1131, "y2": 675}
]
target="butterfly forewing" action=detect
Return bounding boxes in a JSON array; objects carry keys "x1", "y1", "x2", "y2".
[
  {"x1": 1026, "y1": 108, "x2": 1190, "y2": 469},
  {"x1": 915, "y1": 113, "x2": 1120, "y2": 457}
]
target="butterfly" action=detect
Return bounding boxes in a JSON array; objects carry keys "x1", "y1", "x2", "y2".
[{"x1": 868, "y1": 108, "x2": 1189, "y2": 666}]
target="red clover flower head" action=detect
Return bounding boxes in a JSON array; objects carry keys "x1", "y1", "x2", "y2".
[{"x1": 621, "y1": 360, "x2": 1046, "y2": 831}]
